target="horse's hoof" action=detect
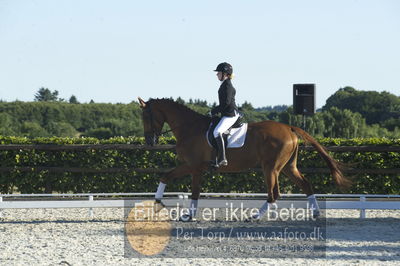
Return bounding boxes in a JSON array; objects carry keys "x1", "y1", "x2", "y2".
[
  {"x1": 179, "y1": 214, "x2": 194, "y2": 222},
  {"x1": 153, "y1": 200, "x2": 165, "y2": 213},
  {"x1": 312, "y1": 210, "x2": 320, "y2": 219},
  {"x1": 244, "y1": 215, "x2": 260, "y2": 223}
]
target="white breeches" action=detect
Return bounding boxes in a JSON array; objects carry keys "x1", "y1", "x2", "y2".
[{"x1": 213, "y1": 112, "x2": 240, "y2": 138}]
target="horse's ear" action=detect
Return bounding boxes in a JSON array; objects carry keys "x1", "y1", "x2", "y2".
[{"x1": 138, "y1": 97, "x2": 146, "y2": 108}]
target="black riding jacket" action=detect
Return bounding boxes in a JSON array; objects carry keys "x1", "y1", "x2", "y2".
[{"x1": 211, "y1": 79, "x2": 238, "y2": 117}]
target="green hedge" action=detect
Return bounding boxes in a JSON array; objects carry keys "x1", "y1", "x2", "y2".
[{"x1": 0, "y1": 136, "x2": 399, "y2": 194}]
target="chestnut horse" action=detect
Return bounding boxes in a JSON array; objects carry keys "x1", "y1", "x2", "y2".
[{"x1": 138, "y1": 97, "x2": 350, "y2": 220}]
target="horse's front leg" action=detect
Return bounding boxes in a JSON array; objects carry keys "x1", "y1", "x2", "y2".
[{"x1": 154, "y1": 164, "x2": 192, "y2": 212}]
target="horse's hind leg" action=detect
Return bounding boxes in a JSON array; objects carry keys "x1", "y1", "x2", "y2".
[
  {"x1": 250, "y1": 163, "x2": 280, "y2": 220},
  {"x1": 282, "y1": 166, "x2": 314, "y2": 196},
  {"x1": 282, "y1": 151, "x2": 320, "y2": 217},
  {"x1": 273, "y1": 180, "x2": 280, "y2": 202}
]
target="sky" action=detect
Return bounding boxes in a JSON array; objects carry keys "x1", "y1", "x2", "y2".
[{"x1": 0, "y1": 0, "x2": 399, "y2": 108}]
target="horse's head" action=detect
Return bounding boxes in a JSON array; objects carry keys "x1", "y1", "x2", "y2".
[{"x1": 138, "y1": 97, "x2": 165, "y2": 146}]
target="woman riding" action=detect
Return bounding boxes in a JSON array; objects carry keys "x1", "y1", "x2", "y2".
[{"x1": 211, "y1": 62, "x2": 240, "y2": 167}]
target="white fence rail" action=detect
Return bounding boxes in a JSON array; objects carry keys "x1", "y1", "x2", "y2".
[{"x1": 1, "y1": 193, "x2": 399, "y2": 219}]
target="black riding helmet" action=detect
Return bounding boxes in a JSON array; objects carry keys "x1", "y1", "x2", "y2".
[{"x1": 214, "y1": 62, "x2": 233, "y2": 75}]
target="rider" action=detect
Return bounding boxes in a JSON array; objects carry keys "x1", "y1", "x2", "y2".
[{"x1": 211, "y1": 62, "x2": 240, "y2": 167}]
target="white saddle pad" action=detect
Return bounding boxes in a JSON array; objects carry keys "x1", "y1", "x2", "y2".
[{"x1": 206, "y1": 123, "x2": 248, "y2": 148}]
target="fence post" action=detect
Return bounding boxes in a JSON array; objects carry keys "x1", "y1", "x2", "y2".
[
  {"x1": 89, "y1": 195, "x2": 94, "y2": 219},
  {"x1": 184, "y1": 194, "x2": 189, "y2": 208},
  {"x1": 178, "y1": 194, "x2": 184, "y2": 207},
  {"x1": 360, "y1": 196, "x2": 366, "y2": 219},
  {"x1": 178, "y1": 194, "x2": 189, "y2": 207}
]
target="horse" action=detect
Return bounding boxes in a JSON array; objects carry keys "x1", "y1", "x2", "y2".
[{"x1": 137, "y1": 97, "x2": 351, "y2": 221}]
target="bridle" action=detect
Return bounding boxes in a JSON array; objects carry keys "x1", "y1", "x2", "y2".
[{"x1": 143, "y1": 104, "x2": 160, "y2": 144}]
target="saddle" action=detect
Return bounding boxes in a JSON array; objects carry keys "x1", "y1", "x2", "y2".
[{"x1": 206, "y1": 114, "x2": 246, "y2": 150}]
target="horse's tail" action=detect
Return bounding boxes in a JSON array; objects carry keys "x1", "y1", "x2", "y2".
[{"x1": 290, "y1": 126, "x2": 352, "y2": 189}]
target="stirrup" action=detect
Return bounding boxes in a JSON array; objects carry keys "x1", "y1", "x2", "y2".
[
  {"x1": 211, "y1": 158, "x2": 228, "y2": 168},
  {"x1": 218, "y1": 159, "x2": 228, "y2": 166},
  {"x1": 211, "y1": 158, "x2": 219, "y2": 168}
]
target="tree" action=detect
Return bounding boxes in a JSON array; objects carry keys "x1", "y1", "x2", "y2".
[
  {"x1": 323, "y1": 87, "x2": 400, "y2": 126},
  {"x1": 45, "y1": 122, "x2": 78, "y2": 137},
  {"x1": 85, "y1": 127, "x2": 113, "y2": 139},
  {"x1": 1, "y1": 91, "x2": 400, "y2": 139},
  {"x1": 20, "y1": 121, "x2": 49, "y2": 138},
  {"x1": 176, "y1": 97, "x2": 185, "y2": 105},
  {"x1": 34, "y1": 88, "x2": 60, "y2": 102},
  {"x1": 69, "y1": 95, "x2": 79, "y2": 104},
  {"x1": 321, "y1": 107, "x2": 367, "y2": 138},
  {"x1": 0, "y1": 113, "x2": 15, "y2": 135},
  {"x1": 256, "y1": 105, "x2": 289, "y2": 112},
  {"x1": 194, "y1": 99, "x2": 208, "y2": 107},
  {"x1": 241, "y1": 101, "x2": 254, "y2": 111}
]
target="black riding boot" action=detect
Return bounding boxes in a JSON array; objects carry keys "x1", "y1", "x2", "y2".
[{"x1": 214, "y1": 134, "x2": 228, "y2": 167}]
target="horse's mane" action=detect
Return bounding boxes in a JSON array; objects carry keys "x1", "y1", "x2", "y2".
[{"x1": 147, "y1": 98, "x2": 207, "y2": 119}]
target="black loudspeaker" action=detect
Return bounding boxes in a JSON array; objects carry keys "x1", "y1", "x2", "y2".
[{"x1": 293, "y1": 84, "x2": 315, "y2": 115}]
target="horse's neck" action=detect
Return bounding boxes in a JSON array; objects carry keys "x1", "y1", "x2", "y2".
[{"x1": 162, "y1": 104, "x2": 207, "y2": 140}]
